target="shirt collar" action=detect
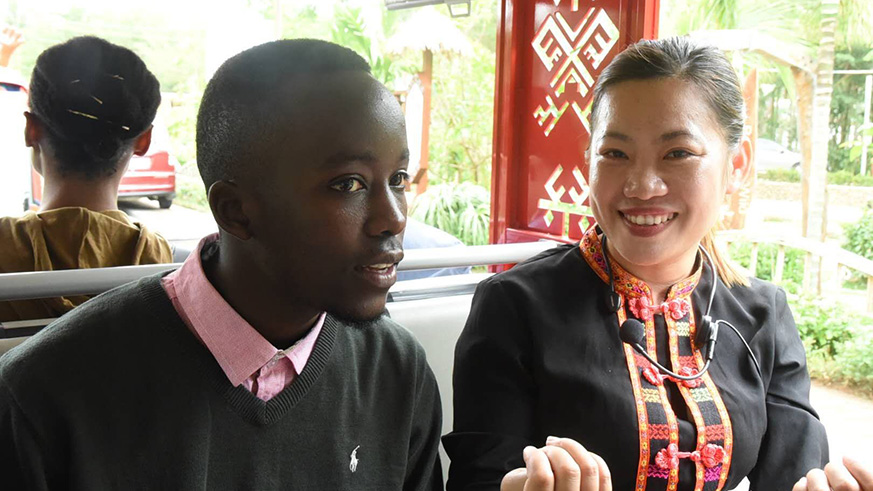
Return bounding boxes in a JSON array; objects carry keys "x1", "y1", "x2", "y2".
[
  {"x1": 579, "y1": 227, "x2": 702, "y2": 302},
  {"x1": 166, "y1": 234, "x2": 324, "y2": 386}
]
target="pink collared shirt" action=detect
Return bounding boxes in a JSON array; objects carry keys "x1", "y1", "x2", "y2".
[{"x1": 162, "y1": 234, "x2": 323, "y2": 401}]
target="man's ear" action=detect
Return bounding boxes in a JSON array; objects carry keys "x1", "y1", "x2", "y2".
[
  {"x1": 208, "y1": 180, "x2": 254, "y2": 241},
  {"x1": 24, "y1": 111, "x2": 42, "y2": 148},
  {"x1": 727, "y1": 136, "x2": 753, "y2": 194},
  {"x1": 132, "y1": 125, "x2": 153, "y2": 156}
]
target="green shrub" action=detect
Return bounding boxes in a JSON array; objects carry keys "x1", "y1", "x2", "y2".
[
  {"x1": 842, "y1": 207, "x2": 873, "y2": 287},
  {"x1": 843, "y1": 207, "x2": 873, "y2": 260},
  {"x1": 789, "y1": 295, "x2": 856, "y2": 357},
  {"x1": 828, "y1": 170, "x2": 873, "y2": 187},
  {"x1": 728, "y1": 241, "x2": 805, "y2": 287},
  {"x1": 759, "y1": 168, "x2": 801, "y2": 183},
  {"x1": 758, "y1": 168, "x2": 873, "y2": 187},
  {"x1": 410, "y1": 183, "x2": 490, "y2": 246}
]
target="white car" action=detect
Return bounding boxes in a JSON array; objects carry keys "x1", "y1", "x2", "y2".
[{"x1": 756, "y1": 138, "x2": 801, "y2": 173}]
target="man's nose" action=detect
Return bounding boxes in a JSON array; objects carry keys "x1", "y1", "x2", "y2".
[{"x1": 365, "y1": 187, "x2": 406, "y2": 238}]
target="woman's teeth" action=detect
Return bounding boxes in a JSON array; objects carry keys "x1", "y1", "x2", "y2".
[{"x1": 623, "y1": 213, "x2": 677, "y2": 226}]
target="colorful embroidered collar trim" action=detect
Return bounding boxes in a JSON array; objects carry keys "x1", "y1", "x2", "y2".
[{"x1": 579, "y1": 227, "x2": 703, "y2": 303}]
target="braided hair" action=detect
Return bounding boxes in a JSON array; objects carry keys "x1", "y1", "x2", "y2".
[{"x1": 29, "y1": 36, "x2": 160, "y2": 179}]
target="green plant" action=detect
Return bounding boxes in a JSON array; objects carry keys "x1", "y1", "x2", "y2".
[
  {"x1": 174, "y1": 177, "x2": 209, "y2": 213},
  {"x1": 789, "y1": 295, "x2": 856, "y2": 357},
  {"x1": 758, "y1": 168, "x2": 801, "y2": 183},
  {"x1": 410, "y1": 183, "x2": 490, "y2": 246},
  {"x1": 828, "y1": 169, "x2": 873, "y2": 186},
  {"x1": 843, "y1": 207, "x2": 873, "y2": 260},
  {"x1": 728, "y1": 241, "x2": 805, "y2": 287}
]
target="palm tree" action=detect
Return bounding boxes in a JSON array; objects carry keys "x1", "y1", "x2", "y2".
[{"x1": 668, "y1": 0, "x2": 873, "y2": 292}]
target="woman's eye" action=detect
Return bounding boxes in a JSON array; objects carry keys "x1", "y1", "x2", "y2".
[
  {"x1": 601, "y1": 149, "x2": 627, "y2": 159},
  {"x1": 330, "y1": 177, "x2": 365, "y2": 193},
  {"x1": 390, "y1": 171, "x2": 411, "y2": 188},
  {"x1": 665, "y1": 149, "x2": 695, "y2": 159}
]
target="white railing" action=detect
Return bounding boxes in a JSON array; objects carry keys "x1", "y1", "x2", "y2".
[
  {"x1": 0, "y1": 241, "x2": 559, "y2": 302},
  {"x1": 718, "y1": 231, "x2": 873, "y2": 311}
]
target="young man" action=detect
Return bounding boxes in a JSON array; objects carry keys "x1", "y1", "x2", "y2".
[{"x1": 0, "y1": 39, "x2": 443, "y2": 490}]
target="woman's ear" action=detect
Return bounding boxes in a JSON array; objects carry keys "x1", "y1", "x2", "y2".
[
  {"x1": 132, "y1": 126, "x2": 153, "y2": 156},
  {"x1": 23, "y1": 111, "x2": 42, "y2": 148},
  {"x1": 727, "y1": 136, "x2": 753, "y2": 194},
  {"x1": 208, "y1": 180, "x2": 254, "y2": 241}
]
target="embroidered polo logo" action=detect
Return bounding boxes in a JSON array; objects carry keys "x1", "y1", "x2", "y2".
[{"x1": 349, "y1": 445, "x2": 360, "y2": 473}]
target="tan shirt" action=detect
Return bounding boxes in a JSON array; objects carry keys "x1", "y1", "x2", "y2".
[{"x1": 0, "y1": 207, "x2": 173, "y2": 322}]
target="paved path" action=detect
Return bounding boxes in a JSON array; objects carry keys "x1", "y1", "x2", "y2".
[{"x1": 811, "y1": 383, "x2": 873, "y2": 464}]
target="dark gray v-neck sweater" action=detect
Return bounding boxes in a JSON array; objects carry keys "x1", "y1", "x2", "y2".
[{"x1": 0, "y1": 274, "x2": 443, "y2": 490}]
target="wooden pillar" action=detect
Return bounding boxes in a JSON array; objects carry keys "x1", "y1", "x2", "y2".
[{"x1": 417, "y1": 48, "x2": 433, "y2": 193}]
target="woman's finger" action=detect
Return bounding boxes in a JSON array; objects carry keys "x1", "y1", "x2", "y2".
[
  {"x1": 501, "y1": 467, "x2": 529, "y2": 491},
  {"x1": 523, "y1": 446, "x2": 556, "y2": 491},
  {"x1": 792, "y1": 476, "x2": 809, "y2": 491},
  {"x1": 591, "y1": 452, "x2": 613, "y2": 491},
  {"x1": 825, "y1": 462, "x2": 861, "y2": 491},
  {"x1": 541, "y1": 445, "x2": 584, "y2": 491},
  {"x1": 804, "y1": 468, "x2": 833, "y2": 491},
  {"x1": 845, "y1": 456, "x2": 873, "y2": 491},
  {"x1": 824, "y1": 461, "x2": 860, "y2": 491},
  {"x1": 546, "y1": 437, "x2": 609, "y2": 491}
]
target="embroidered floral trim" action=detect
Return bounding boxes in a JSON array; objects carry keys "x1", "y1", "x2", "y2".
[
  {"x1": 654, "y1": 443, "x2": 725, "y2": 470},
  {"x1": 629, "y1": 297, "x2": 691, "y2": 321},
  {"x1": 641, "y1": 364, "x2": 702, "y2": 388},
  {"x1": 579, "y1": 228, "x2": 702, "y2": 300}
]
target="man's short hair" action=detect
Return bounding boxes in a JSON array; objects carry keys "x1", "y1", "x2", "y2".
[{"x1": 196, "y1": 39, "x2": 371, "y2": 190}]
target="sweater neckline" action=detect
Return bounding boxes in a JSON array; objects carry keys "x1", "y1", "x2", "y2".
[{"x1": 136, "y1": 273, "x2": 338, "y2": 426}]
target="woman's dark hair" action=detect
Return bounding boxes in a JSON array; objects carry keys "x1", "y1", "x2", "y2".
[
  {"x1": 29, "y1": 36, "x2": 161, "y2": 179},
  {"x1": 589, "y1": 37, "x2": 749, "y2": 287},
  {"x1": 590, "y1": 36, "x2": 745, "y2": 151}
]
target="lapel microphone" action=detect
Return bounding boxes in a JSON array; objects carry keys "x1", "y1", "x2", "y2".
[{"x1": 620, "y1": 318, "x2": 716, "y2": 381}]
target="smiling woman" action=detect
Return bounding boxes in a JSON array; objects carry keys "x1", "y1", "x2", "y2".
[{"x1": 443, "y1": 37, "x2": 828, "y2": 491}]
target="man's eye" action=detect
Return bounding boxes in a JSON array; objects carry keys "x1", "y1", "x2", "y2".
[
  {"x1": 390, "y1": 171, "x2": 411, "y2": 188},
  {"x1": 330, "y1": 178, "x2": 365, "y2": 193}
]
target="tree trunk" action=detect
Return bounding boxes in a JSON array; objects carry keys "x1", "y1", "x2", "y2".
[{"x1": 804, "y1": 0, "x2": 840, "y2": 293}]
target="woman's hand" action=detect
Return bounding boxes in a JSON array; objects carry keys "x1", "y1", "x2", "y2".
[
  {"x1": 793, "y1": 456, "x2": 873, "y2": 491},
  {"x1": 501, "y1": 437, "x2": 612, "y2": 491}
]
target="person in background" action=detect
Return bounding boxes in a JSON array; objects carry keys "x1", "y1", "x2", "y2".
[
  {"x1": 399, "y1": 217, "x2": 472, "y2": 281},
  {"x1": 0, "y1": 26, "x2": 24, "y2": 68},
  {"x1": 0, "y1": 36, "x2": 172, "y2": 322}
]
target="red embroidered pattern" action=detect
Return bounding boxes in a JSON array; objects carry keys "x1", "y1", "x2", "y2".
[
  {"x1": 655, "y1": 443, "x2": 725, "y2": 470},
  {"x1": 629, "y1": 297, "x2": 691, "y2": 321}
]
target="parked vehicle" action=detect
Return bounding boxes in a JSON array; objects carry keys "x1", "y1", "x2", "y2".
[{"x1": 755, "y1": 138, "x2": 802, "y2": 172}]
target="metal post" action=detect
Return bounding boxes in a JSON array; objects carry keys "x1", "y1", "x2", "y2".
[{"x1": 862, "y1": 75, "x2": 872, "y2": 176}]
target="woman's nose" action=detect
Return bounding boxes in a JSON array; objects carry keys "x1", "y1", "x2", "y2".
[{"x1": 623, "y1": 164, "x2": 667, "y2": 200}]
